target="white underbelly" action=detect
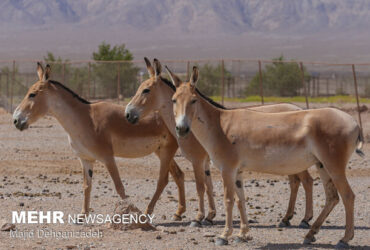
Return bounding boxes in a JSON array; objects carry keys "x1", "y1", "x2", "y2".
[{"x1": 241, "y1": 145, "x2": 317, "y2": 175}]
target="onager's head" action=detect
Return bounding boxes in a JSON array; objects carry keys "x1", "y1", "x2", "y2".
[
  {"x1": 168, "y1": 66, "x2": 199, "y2": 137},
  {"x1": 125, "y1": 57, "x2": 165, "y2": 124},
  {"x1": 13, "y1": 62, "x2": 51, "y2": 131}
]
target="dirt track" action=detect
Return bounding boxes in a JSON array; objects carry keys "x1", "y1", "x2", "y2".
[{"x1": 0, "y1": 104, "x2": 369, "y2": 249}]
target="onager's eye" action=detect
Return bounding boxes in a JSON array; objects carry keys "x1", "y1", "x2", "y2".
[
  {"x1": 190, "y1": 99, "x2": 197, "y2": 104},
  {"x1": 172, "y1": 99, "x2": 177, "y2": 104},
  {"x1": 142, "y1": 88, "x2": 150, "y2": 94},
  {"x1": 28, "y1": 93, "x2": 37, "y2": 98}
]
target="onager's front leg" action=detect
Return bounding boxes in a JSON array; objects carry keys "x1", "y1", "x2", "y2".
[
  {"x1": 168, "y1": 160, "x2": 186, "y2": 220},
  {"x1": 280, "y1": 174, "x2": 300, "y2": 227},
  {"x1": 297, "y1": 170, "x2": 313, "y2": 228},
  {"x1": 203, "y1": 157, "x2": 216, "y2": 224},
  {"x1": 216, "y1": 169, "x2": 237, "y2": 246},
  {"x1": 189, "y1": 161, "x2": 206, "y2": 227},
  {"x1": 80, "y1": 159, "x2": 94, "y2": 215},
  {"x1": 234, "y1": 171, "x2": 250, "y2": 243},
  {"x1": 103, "y1": 157, "x2": 128, "y2": 200}
]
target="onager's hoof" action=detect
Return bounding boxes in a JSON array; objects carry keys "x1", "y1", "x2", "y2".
[
  {"x1": 202, "y1": 218, "x2": 214, "y2": 226},
  {"x1": 189, "y1": 220, "x2": 202, "y2": 228},
  {"x1": 172, "y1": 214, "x2": 182, "y2": 221},
  {"x1": 303, "y1": 236, "x2": 316, "y2": 244},
  {"x1": 335, "y1": 240, "x2": 350, "y2": 249},
  {"x1": 215, "y1": 237, "x2": 228, "y2": 246},
  {"x1": 278, "y1": 220, "x2": 291, "y2": 228},
  {"x1": 298, "y1": 220, "x2": 311, "y2": 229}
]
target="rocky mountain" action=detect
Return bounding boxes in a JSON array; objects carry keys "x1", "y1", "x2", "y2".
[{"x1": 1, "y1": 0, "x2": 369, "y2": 61}]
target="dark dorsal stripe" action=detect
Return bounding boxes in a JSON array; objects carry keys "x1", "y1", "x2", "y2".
[
  {"x1": 195, "y1": 88, "x2": 226, "y2": 109},
  {"x1": 160, "y1": 77, "x2": 226, "y2": 110},
  {"x1": 49, "y1": 80, "x2": 91, "y2": 104},
  {"x1": 160, "y1": 77, "x2": 176, "y2": 91}
]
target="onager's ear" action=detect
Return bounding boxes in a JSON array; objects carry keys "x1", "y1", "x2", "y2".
[
  {"x1": 37, "y1": 62, "x2": 44, "y2": 81},
  {"x1": 190, "y1": 66, "x2": 199, "y2": 87},
  {"x1": 165, "y1": 65, "x2": 181, "y2": 88},
  {"x1": 153, "y1": 58, "x2": 162, "y2": 80},
  {"x1": 43, "y1": 64, "x2": 51, "y2": 81},
  {"x1": 144, "y1": 57, "x2": 155, "y2": 78}
]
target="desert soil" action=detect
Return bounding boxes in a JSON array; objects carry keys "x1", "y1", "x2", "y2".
[{"x1": 0, "y1": 103, "x2": 369, "y2": 250}]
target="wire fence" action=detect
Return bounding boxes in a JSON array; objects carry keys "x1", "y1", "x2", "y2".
[{"x1": 0, "y1": 59, "x2": 368, "y2": 131}]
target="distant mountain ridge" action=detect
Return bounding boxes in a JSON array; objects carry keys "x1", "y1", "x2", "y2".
[
  {"x1": 1, "y1": 0, "x2": 370, "y2": 61},
  {"x1": 2, "y1": 0, "x2": 370, "y2": 34}
]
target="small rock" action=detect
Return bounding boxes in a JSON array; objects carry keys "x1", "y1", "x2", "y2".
[
  {"x1": 156, "y1": 235, "x2": 162, "y2": 240},
  {"x1": 1, "y1": 223, "x2": 15, "y2": 231},
  {"x1": 203, "y1": 232, "x2": 216, "y2": 237},
  {"x1": 19, "y1": 202, "x2": 24, "y2": 207}
]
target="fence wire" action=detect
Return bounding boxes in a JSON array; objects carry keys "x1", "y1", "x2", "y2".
[{"x1": 0, "y1": 59, "x2": 367, "y2": 131}]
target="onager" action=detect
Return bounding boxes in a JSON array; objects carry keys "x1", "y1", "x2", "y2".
[
  {"x1": 12, "y1": 63, "x2": 186, "y2": 219},
  {"x1": 169, "y1": 66, "x2": 363, "y2": 248},
  {"x1": 125, "y1": 58, "x2": 314, "y2": 228}
]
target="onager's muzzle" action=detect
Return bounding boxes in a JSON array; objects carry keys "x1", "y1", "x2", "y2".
[
  {"x1": 125, "y1": 104, "x2": 140, "y2": 125},
  {"x1": 175, "y1": 115, "x2": 190, "y2": 137},
  {"x1": 13, "y1": 108, "x2": 29, "y2": 131}
]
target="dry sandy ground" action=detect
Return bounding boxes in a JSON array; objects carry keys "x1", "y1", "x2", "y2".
[{"x1": 0, "y1": 104, "x2": 369, "y2": 249}]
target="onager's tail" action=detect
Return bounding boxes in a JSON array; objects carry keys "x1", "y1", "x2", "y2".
[{"x1": 355, "y1": 129, "x2": 365, "y2": 158}]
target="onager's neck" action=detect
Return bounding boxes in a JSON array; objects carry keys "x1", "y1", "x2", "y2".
[
  {"x1": 47, "y1": 87, "x2": 90, "y2": 137},
  {"x1": 157, "y1": 84, "x2": 178, "y2": 137},
  {"x1": 190, "y1": 94, "x2": 225, "y2": 152}
]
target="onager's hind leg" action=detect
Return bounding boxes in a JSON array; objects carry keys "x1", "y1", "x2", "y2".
[
  {"x1": 203, "y1": 157, "x2": 216, "y2": 224},
  {"x1": 80, "y1": 159, "x2": 94, "y2": 215},
  {"x1": 103, "y1": 157, "x2": 128, "y2": 200},
  {"x1": 297, "y1": 170, "x2": 314, "y2": 228},
  {"x1": 280, "y1": 170, "x2": 313, "y2": 228},
  {"x1": 280, "y1": 174, "x2": 300, "y2": 227},
  {"x1": 234, "y1": 171, "x2": 250, "y2": 243},
  {"x1": 304, "y1": 164, "x2": 340, "y2": 245}
]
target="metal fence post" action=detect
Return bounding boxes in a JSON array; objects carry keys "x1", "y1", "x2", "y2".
[
  {"x1": 299, "y1": 62, "x2": 309, "y2": 109},
  {"x1": 352, "y1": 64, "x2": 363, "y2": 131},
  {"x1": 317, "y1": 75, "x2": 320, "y2": 96},
  {"x1": 117, "y1": 63, "x2": 121, "y2": 103},
  {"x1": 10, "y1": 60, "x2": 15, "y2": 112},
  {"x1": 187, "y1": 61, "x2": 190, "y2": 80},
  {"x1": 258, "y1": 60, "x2": 264, "y2": 104},
  {"x1": 88, "y1": 62, "x2": 91, "y2": 99},
  {"x1": 221, "y1": 59, "x2": 225, "y2": 105},
  {"x1": 6, "y1": 72, "x2": 9, "y2": 102},
  {"x1": 326, "y1": 78, "x2": 329, "y2": 96},
  {"x1": 62, "y1": 63, "x2": 65, "y2": 84}
]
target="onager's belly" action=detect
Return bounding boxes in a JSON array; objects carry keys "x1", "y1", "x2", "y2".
[
  {"x1": 112, "y1": 136, "x2": 162, "y2": 158},
  {"x1": 241, "y1": 145, "x2": 317, "y2": 175}
]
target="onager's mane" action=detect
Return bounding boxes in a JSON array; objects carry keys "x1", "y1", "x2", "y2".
[
  {"x1": 160, "y1": 77, "x2": 226, "y2": 110},
  {"x1": 49, "y1": 80, "x2": 91, "y2": 104}
]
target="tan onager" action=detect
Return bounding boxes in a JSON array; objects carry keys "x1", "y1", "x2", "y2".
[
  {"x1": 169, "y1": 66, "x2": 363, "y2": 248},
  {"x1": 126, "y1": 58, "x2": 314, "y2": 228},
  {"x1": 126, "y1": 58, "x2": 216, "y2": 226},
  {"x1": 12, "y1": 63, "x2": 186, "y2": 219}
]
